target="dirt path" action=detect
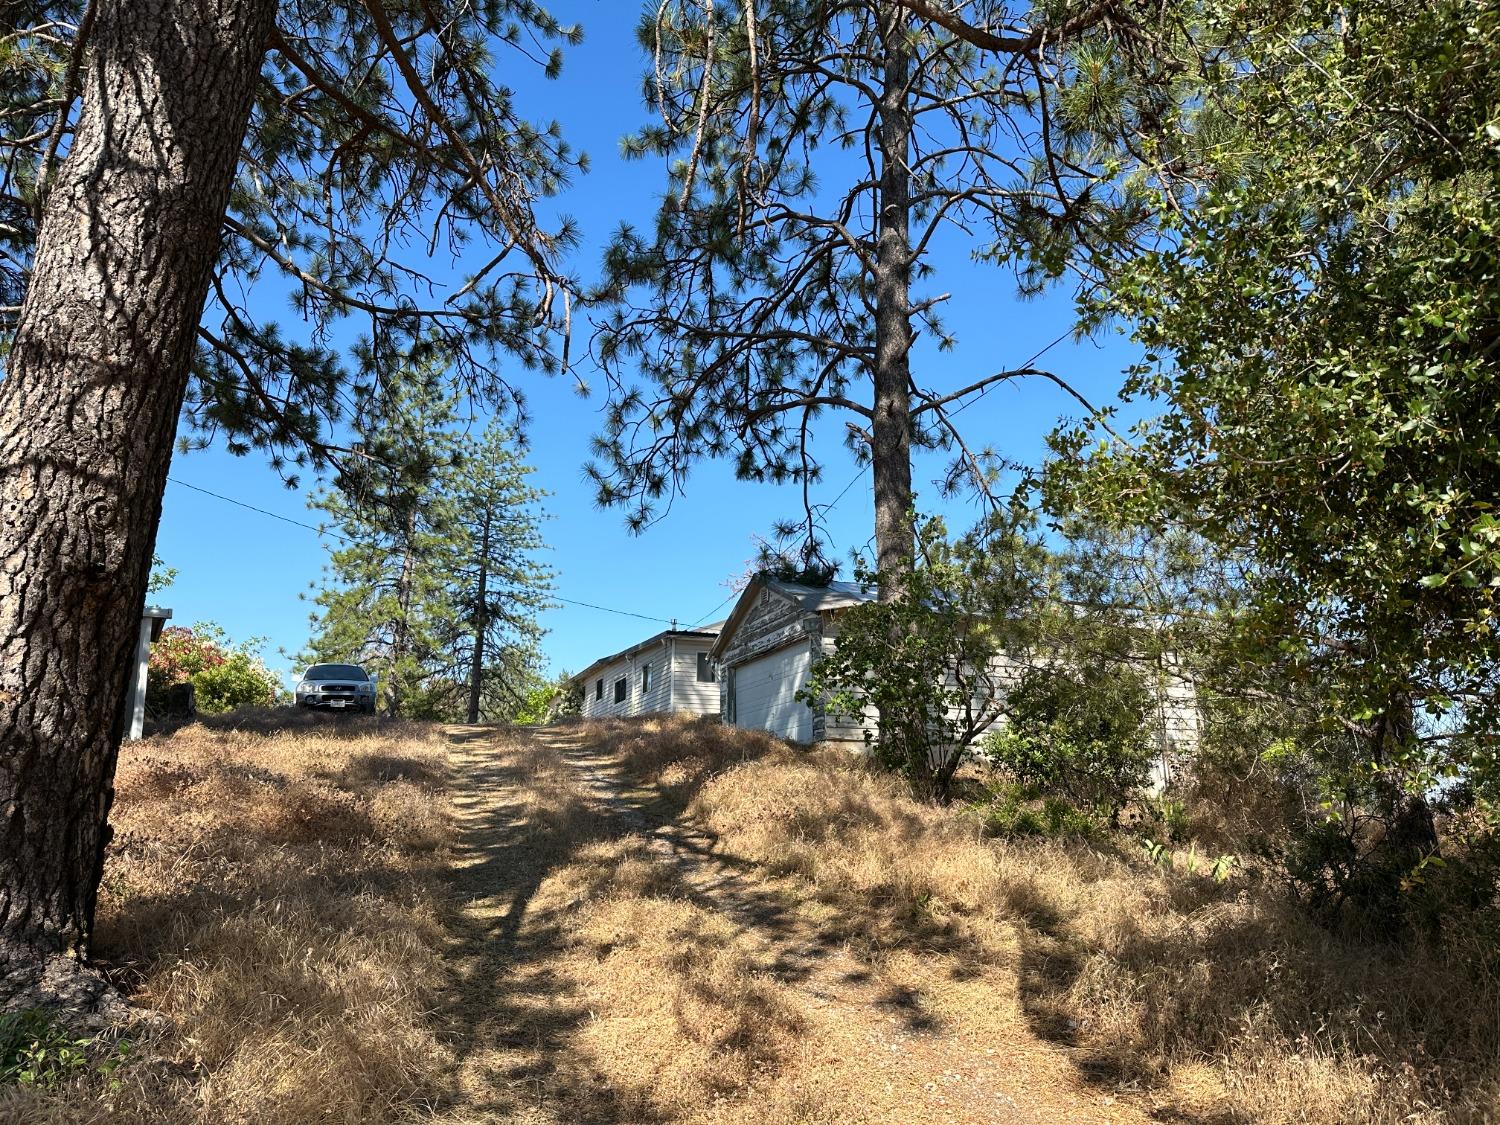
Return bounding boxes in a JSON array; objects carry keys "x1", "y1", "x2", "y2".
[{"x1": 435, "y1": 724, "x2": 1156, "y2": 1124}]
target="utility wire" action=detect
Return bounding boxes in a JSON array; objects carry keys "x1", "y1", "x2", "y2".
[
  {"x1": 168, "y1": 476, "x2": 355, "y2": 544},
  {"x1": 682, "y1": 466, "x2": 870, "y2": 630},
  {"x1": 824, "y1": 465, "x2": 868, "y2": 513},
  {"x1": 550, "y1": 596, "x2": 674, "y2": 625},
  {"x1": 687, "y1": 588, "x2": 737, "y2": 629},
  {"x1": 947, "y1": 328, "x2": 1073, "y2": 419},
  {"x1": 168, "y1": 475, "x2": 683, "y2": 626},
  {"x1": 170, "y1": 334, "x2": 1074, "y2": 627}
]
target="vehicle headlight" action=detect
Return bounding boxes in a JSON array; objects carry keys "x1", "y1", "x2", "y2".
[{"x1": 297, "y1": 682, "x2": 312, "y2": 692}]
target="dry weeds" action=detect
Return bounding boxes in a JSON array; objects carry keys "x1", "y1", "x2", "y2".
[
  {"x1": 675, "y1": 718, "x2": 1500, "y2": 1124},
  {"x1": 1, "y1": 710, "x2": 455, "y2": 1125},
  {"x1": 7, "y1": 711, "x2": 1495, "y2": 1124},
  {"x1": 439, "y1": 718, "x2": 1123, "y2": 1124}
]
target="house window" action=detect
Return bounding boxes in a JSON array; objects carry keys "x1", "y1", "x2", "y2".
[
  {"x1": 595, "y1": 678, "x2": 604, "y2": 701},
  {"x1": 697, "y1": 652, "x2": 716, "y2": 683},
  {"x1": 614, "y1": 677, "x2": 627, "y2": 704},
  {"x1": 642, "y1": 663, "x2": 652, "y2": 693}
]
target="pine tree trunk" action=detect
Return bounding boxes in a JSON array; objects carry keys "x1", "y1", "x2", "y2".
[
  {"x1": 466, "y1": 511, "x2": 491, "y2": 724},
  {"x1": 0, "y1": 0, "x2": 276, "y2": 1016},
  {"x1": 871, "y1": 3, "x2": 915, "y2": 596},
  {"x1": 868, "y1": 5, "x2": 918, "y2": 772}
]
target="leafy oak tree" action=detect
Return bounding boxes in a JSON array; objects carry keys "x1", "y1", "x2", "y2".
[
  {"x1": 0, "y1": 1, "x2": 579, "y2": 1015},
  {"x1": 1055, "y1": 0, "x2": 1500, "y2": 922},
  {"x1": 590, "y1": 0, "x2": 1179, "y2": 587}
]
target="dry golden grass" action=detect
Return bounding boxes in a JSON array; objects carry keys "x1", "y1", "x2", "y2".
[
  {"x1": 676, "y1": 721, "x2": 1500, "y2": 1125},
  {"x1": 441, "y1": 718, "x2": 1107, "y2": 1125},
  {"x1": 1, "y1": 709, "x2": 455, "y2": 1125},
  {"x1": 9, "y1": 710, "x2": 1495, "y2": 1124},
  {"x1": 440, "y1": 714, "x2": 1500, "y2": 1123}
]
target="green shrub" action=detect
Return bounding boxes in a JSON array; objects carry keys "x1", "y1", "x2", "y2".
[
  {"x1": 0, "y1": 1010, "x2": 127, "y2": 1090},
  {"x1": 147, "y1": 622, "x2": 280, "y2": 716},
  {"x1": 972, "y1": 784, "x2": 1102, "y2": 840},
  {"x1": 799, "y1": 516, "x2": 1038, "y2": 800},
  {"x1": 191, "y1": 651, "x2": 279, "y2": 713},
  {"x1": 1141, "y1": 796, "x2": 1192, "y2": 843},
  {"x1": 980, "y1": 660, "x2": 1158, "y2": 822}
]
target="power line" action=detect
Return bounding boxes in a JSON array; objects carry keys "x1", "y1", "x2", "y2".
[
  {"x1": 550, "y1": 595, "x2": 674, "y2": 625},
  {"x1": 168, "y1": 475, "x2": 682, "y2": 626},
  {"x1": 168, "y1": 476, "x2": 354, "y2": 544},
  {"x1": 947, "y1": 328, "x2": 1074, "y2": 419},
  {"x1": 687, "y1": 588, "x2": 737, "y2": 629},
  {"x1": 824, "y1": 465, "x2": 868, "y2": 513}
]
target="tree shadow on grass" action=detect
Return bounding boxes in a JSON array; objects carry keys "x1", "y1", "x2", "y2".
[
  {"x1": 469, "y1": 719, "x2": 1500, "y2": 1123},
  {"x1": 1003, "y1": 863, "x2": 1500, "y2": 1123},
  {"x1": 326, "y1": 749, "x2": 450, "y2": 793},
  {"x1": 435, "y1": 728, "x2": 673, "y2": 1122},
  {"x1": 435, "y1": 720, "x2": 868, "y2": 1121},
  {"x1": 549, "y1": 720, "x2": 1007, "y2": 1052}
]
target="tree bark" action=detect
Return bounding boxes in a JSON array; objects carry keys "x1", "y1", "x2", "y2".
[
  {"x1": 0, "y1": 0, "x2": 276, "y2": 1016},
  {"x1": 466, "y1": 509, "x2": 491, "y2": 724},
  {"x1": 871, "y1": 2, "x2": 915, "y2": 596}
]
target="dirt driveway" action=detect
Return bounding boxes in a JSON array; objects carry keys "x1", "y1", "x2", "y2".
[{"x1": 434, "y1": 724, "x2": 1155, "y2": 1125}]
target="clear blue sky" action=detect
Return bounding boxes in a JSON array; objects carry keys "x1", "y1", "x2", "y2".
[{"x1": 151, "y1": 2, "x2": 1146, "y2": 684}]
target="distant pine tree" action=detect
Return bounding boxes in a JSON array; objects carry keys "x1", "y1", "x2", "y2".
[{"x1": 304, "y1": 363, "x2": 553, "y2": 722}]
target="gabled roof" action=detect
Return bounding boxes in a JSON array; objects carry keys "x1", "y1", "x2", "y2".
[
  {"x1": 569, "y1": 623, "x2": 723, "y2": 687},
  {"x1": 709, "y1": 577, "x2": 877, "y2": 660},
  {"x1": 767, "y1": 578, "x2": 877, "y2": 612}
]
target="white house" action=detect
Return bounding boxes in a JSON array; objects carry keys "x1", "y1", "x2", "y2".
[
  {"x1": 572, "y1": 623, "x2": 722, "y2": 719},
  {"x1": 710, "y1": 577, "x2": 1202, "y2": 771}
]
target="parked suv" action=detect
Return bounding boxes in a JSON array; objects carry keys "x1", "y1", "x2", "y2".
[{"x1": 296, "y1": 663, "x2": 376, "y2": 713}]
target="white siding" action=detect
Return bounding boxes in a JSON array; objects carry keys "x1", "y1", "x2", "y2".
[
  {"x1": 712, "y1": 587, "x2": 1204, "y2": 774},
  {"x1": 640, "y1": 646, "x2": 672, "y2": 714},
  {"x1": 578, "y1": 656, "x2": 635, "y2": 719},
  {"x1": 731, "y1": 643, "x2": 814, "y2": 741},
  {"x1": 670, "y1": 637, "x2": 720, "y2": 716},
  {"x1": 1149, "y1": 654, "x2": 1201, "y2": 791},
  {"x1": 578, "y1": 643, "x2": 667, "y2": 719},
  {"x1": 577, "y1": 635, "x2": 720, "y2": 719}
]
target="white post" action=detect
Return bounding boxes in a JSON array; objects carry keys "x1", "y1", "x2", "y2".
[{"x1": 126, "y1": 615, "x2": 153, "y2": 741}]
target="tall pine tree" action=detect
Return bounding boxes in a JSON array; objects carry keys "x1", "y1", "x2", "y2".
[
  {"x1": 0, "y1": 1, "x2": 578, "y2": 1013},
  {"x1": 451, "y1": 423, "x2": 553, "y2": 724},
  {"x1": 305, "y1": 367, "x2": 468, "y2": 718},
  {"x1": 590, "y1": 1, "x2": 1175, "y2": 588}
]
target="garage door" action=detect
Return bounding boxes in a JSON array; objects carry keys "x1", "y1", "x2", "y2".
[{"x1": 732, "y1": 644, "x2": 814, "y2": 742}]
